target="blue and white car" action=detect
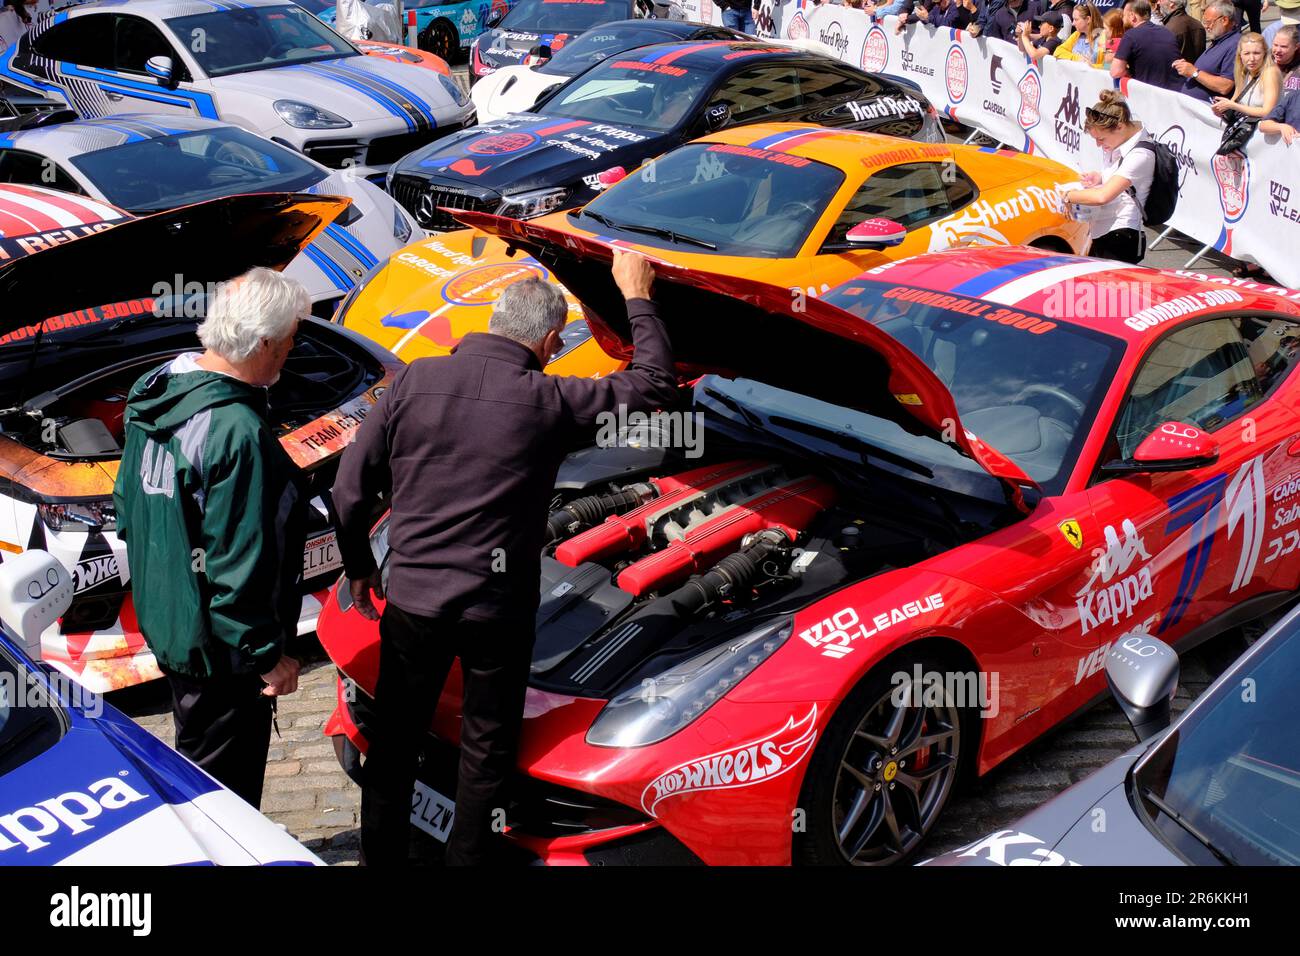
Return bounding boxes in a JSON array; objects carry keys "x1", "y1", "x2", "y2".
[
  {"x1": 0, "y1": 0, "x2": 473, "y2": 179},
  {"x1": 0, "y1": 112, "x2": 420, "y2": 309},
  {"x1": 0, "y1": 551, "x2": 322, "y2": 865}
]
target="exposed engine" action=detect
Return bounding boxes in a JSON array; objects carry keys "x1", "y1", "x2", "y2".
[{"x1": 534, "y1": 458, "x2": 934, "y2": 697}]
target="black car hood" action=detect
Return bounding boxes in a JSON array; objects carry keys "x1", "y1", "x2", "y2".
[
  {"x1": 1, "y1": 193, "x2": 348, "y2": 330},
  {"x1": 477, "y1": 28, "x2": 569, "y2": 68},
  {"x1": 395, "y1": 113, "x2": 665, "y2": 196}
]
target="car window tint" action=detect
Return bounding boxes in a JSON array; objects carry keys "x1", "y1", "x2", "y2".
[
  {"x1": 793, "y1": 66, "x2": 862, "y2": 103},
  {"x1": 1235, "y1": 315, "x2": 1300, "y2": 396},
  {"x1": 824, "y1": 162, "x2": 955, "y2": 245},
  {"x1": 945, "y1": 166, "x2": 978, "y2": 209},
  {"x1": 114, "y1": 15, "x2": 179, "y2": 76},
  {"x1": 1114, "y1": 318, "x2": 1262, "y2": 457},
  {"x1": 33, "y1": 15, "x2": 117, "y2": 70},
  {"x1": 0, "y1": 150, "x2": 84, "y2": 194},
  {"x1": 711, "y1": 65, "x2": 802, "y2": 123}
]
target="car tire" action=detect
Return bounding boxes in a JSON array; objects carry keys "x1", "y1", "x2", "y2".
[
  {"x1": 420, "y1": 19, "x2": 461, "y2": 64},
  {"x1": 793, "y1": 649, "x2": 974, "y2": 866}
]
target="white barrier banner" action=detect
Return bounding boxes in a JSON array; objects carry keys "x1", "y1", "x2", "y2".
[{"x1": 743, "y1": 3, "x2": 1300, "y2": 286}]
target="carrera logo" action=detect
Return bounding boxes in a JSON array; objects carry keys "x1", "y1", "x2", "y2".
[
  {"x1": 1212, "y1": 151, "x2": 1250, "y2": 223},
  {"x1": 1017, "y1": 68, "x2": 1041, "y2": 129},
  {"x1": 640, "y1": 706, "x2": 818, "y2": 816},
  {"x1": 72, "y1": 555, "x2": 120, "y2": 594},
  {"x1": 0, "y1": 776, "x2": 149, "y2": 853},
  {"x1": 861, "y1": 26, "x2": 889, "y2": 73},
  {"x1": 945, "y1": 44, "x2": 968, "y2": 103}
]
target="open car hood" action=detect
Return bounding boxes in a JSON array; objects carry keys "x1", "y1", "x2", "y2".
[
  {"x1": 0, "y1": 193, "x2": 350, "y2": 330},
  {"x1": 453, "y1": 210, "x2": 1039, "y2": 505}
]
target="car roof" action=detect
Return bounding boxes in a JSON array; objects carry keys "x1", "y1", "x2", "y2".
[
  {"x1": 577, "y1": 18, "x2": 731, "y2": 37},
  {"x1": 611, "y1": 39, "x2": 815, "y2": 73},
  {"x1": 50, "y1": 0, "x2": 299, "y2": 20},
  {"x1": 698, "y1": 121, "x2": 954, "y2": 176},
  {"x1": 2, "y1": 113, "x2": 233, "y2": 159},
  {"x1": 843, "y1": 246, "x2": 1300, "y2": 344}
]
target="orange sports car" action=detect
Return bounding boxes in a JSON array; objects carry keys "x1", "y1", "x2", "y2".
[{"x1": 334, "y1": 122, "x2": 1087, "y2": 375}]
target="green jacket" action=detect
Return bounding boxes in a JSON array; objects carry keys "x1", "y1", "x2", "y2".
[{"x1": 113, "y1": 360, "x2": 305, "y2": 679}]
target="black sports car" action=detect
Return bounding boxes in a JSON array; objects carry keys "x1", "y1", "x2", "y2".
[
  {"x1": 470, "y1": 0, "x2": 657, "y2": 84},
  {"x1": 390, "y1": 40, "x2": 944, "y2": 231}
]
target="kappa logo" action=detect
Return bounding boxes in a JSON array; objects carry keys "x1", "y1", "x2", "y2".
[
  {"x1": 1017, "y1": 68, "x2": 1042, "y2": 130},
  {"x1": 0, "y1": 776, "x2": 148, "y2": 854},
  {"x1": 945, "y1": 44, "x2": 968, "y2": 103},
  {"x1": 1053, "y1": 83, "x2": 1081, "y2": 153},
  {"x1": 1076, "y1": 520, "x2": 1154, "y2": 635},
  {"x1": 640, "y1": 706, "x2": 818, "y2": 816},
  {"x1": 861, "y1": 26, "x2": 889, "y2": 73},
  {"x1": 1212, "y1": 151, "x2": 1250, "y2": 223},
  {"x1": 72, "y1": 554, "x2": 120, "y2": 594}
]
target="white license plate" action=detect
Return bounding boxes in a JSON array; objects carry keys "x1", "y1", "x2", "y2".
[
  {"x1": 410, "y1": 780, "x2": 455, "y2": 843},
  {"x1": 303, "y1": 531, "x2": 342, "y2": 579}
]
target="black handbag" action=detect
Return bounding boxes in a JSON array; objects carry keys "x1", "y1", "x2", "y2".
[{"x1": 1216, "y1": 77, "x2": 1261, "y2": 156}]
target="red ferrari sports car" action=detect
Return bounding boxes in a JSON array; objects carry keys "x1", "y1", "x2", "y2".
[{"x1": 318, "y1": 236, "x2": 1300, "y2": 866}]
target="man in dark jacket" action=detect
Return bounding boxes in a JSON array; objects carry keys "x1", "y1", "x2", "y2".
[
  {"x1": 113, "y1": 267, "x2": 307, "y2": 808},
  {"x1": 333, "y1": 250, "x2": 677, "y2": 866}
]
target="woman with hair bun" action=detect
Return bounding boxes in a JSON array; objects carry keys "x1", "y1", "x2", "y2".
[{"x1": 1060, "y1": 90, "x2": 1155, "y2": 263}]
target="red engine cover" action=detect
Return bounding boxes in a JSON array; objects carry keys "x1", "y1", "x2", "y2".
[
  {"x1": 554, "y1": 460, "x2": 769, "y2": 567},
  {"x1": 616, "y1": 475, "x2": 837, "y2": 597}
]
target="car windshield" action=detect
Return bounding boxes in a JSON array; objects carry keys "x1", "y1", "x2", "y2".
[
  {"x1": 165, "y1": 5, "x2": 357, "y2": 77},
  {"x1": 757, "y1": 281, "x2": 1122, "y2": 495},
  {"x1": 1133, "y1": 618, "x2": 1300, "y2": 865},
  {"x1": 0, "y1": 641, "x2": 65, "y2": 777},
  {"x1": 537, "y1": 25, "x2": 682, "y2": 76},
  {"x1": 577, "y1": 143, "x2": 842, "y2": 257},
  {"x1": 540, "y1": 58, "x2": 709, "y2": 131},
  {"x1": 290, "y1": 0, "x2": 335, "y2": 12},
  {"x1": 69, "y1": 127, "x2": 326, "y2": 214},
  {"x1": 502, "y1": 0, "x2": 628, "y2": 32}
]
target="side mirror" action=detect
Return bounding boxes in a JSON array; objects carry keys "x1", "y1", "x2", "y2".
[
  {"x1": 0, "y1": 550, "x2": 75, "y2": 660},
  {"x1": 597, "y1": 165, "x2": 627, "y2": 187},
  {"x1": 146, "y1": 55, "x2": 176, "y2": 89},
  {"x1": 1100, "y1": 422, "x2": 1220, "y2": 475},
  {"x1": 524, "y1": 44, "x2": 552, "y2": 67},
  {"x1": 704, "y1": 102, "x2": 731, "y2": 132},
  {"x1": 1105, "y1": 633, "x2": 1180, "y2": 742},
  {"x1": 845, "y1": 217, "x2": 908, "y2": 248}
]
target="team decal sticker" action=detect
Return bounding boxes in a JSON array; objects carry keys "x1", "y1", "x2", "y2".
[
  {"x1": 949, "y1": 829, "x2": 1081, "y2": 866},
  {"x1": 640, "y1": 706, "x2": 818, "y2": 816},
  {"x1": 799, "y1": 594, "x2": 945, "y2": 659},
  {"x1": 1075, "y1": 520, "x2": 1153, "y2": 636},
  {"x1": 927, "y1": 185, "x2": 1066, "y2": 251}
]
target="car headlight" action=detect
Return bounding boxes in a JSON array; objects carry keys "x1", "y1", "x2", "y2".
[
  {"x1": 274, "y1": 100, "x2": 352, "y2": 129},
  {"x1": 392, "y1": 202, "x2": 414, "y2": 244},
  {"x1": 335, "y1": 515, "x2": 391, "y2": 612},
  {"x1": 438, "y1": 73, "x2": 469, "y2": 108},
  {"x1": 39, "y1": 498, "x2": 116, "y2": 533},
  {"x1": 585, "y1": 617, "x2": 793, "y2": 748},
  {"x1": 496, "y1": 186, "x2": 571, "y2": 220}
]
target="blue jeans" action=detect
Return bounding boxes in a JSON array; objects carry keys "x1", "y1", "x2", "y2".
[{"x1": 722, "y1": 6, "x2": 756, "y2": 34}]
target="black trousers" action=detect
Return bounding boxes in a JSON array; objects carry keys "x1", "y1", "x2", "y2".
[
  {"x1": 165, "y1": 669, "x2": 273, "y2": 808},
  {"x1": 1235, "y1": 0, "x2": 1262, "y2": 33},
  {"x1": 360, "y1": 602, "x2": 534, "y2": 867},
  {"x1": 1089, "y1": 228, "x2": 1146, "y2": 264}
]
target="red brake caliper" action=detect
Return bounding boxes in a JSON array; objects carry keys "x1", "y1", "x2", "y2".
[{"x1": 911, "y1": 719, "x2": 932, "y2": 772}]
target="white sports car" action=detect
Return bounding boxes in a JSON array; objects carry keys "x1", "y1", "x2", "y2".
[
  {"x1": 0, "y1": 111, "x2": 420, "y2": 310},
  {"x1": 0, "y1": 0, "x2": 473, "y2": 179}
]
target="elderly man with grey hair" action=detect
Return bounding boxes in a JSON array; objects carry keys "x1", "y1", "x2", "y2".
[
  {"x1": 113, "y1": 266, "x2": 308, "y2": 808},
  {"x1": 333, "y1": 250, "x2": 676, "y2": 866},
  {"x1": 1174, "y1": 0, "x2": 1242, "y2": 100}
]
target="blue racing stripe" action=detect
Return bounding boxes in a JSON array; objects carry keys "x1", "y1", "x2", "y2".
[
  {"x1": 324, "y1": 223, "x2": 378, "y2": 269},
  {"x1": 294, "y1": 64, "x2": 414, "y2": 131},
  {"x1": 332, "y1": 62, "x2": 436, "y2": 127},
  {"x1": 302, "y1": 242, "x2": 352, "y2": 291},
  {"x1": 748, "y1": 127, "x2": 821, "y2": 150},
  {"x1": 59, "y1": 63, "x2": 220, "y2": 118},
  {"x1": 949, "y1": 254, "x2": 1082, "y2": 298}
]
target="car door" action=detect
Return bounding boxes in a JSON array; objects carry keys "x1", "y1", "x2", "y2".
[
  {"x1": 27, "y1": 13, "x2": 202, "y2": 119},
  {"x1": 0, "y1": 149, "x2": 87, "y2": 196},
  {"x1": 804, "y1": 161, "x2": 975, "y2": 313},
  {"x1": 1084, "y1": 314, "x2": 1299, "y2": 660}
]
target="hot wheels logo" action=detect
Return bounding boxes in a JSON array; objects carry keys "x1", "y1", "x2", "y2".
[
  {"x1": 1017, "y1": 68, "x2": 1041, "y2": 130},
  {"x1": 945, "y1": 44, "x2": 968, "y2": 103},
  {"x1": 1212, "y1": 151, "x2": 1250, "y2": 223},
  {"x1": 640, "y1": 706, "x2": 818, "y2": 816},
  {"x1": 861, "y1": 26, "x2": 888, "y2": 73}
]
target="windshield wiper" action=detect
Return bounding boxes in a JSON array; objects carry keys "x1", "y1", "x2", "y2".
[
  {"x1": 1140, "y1": 785, "x2": 1239, "y2": 866},
  {"x1": 581, "y1": 211, "x2": 716, "y2": 250},
  {"x1": 767, "y1": 414, "x2": 935, "y2": 480}
]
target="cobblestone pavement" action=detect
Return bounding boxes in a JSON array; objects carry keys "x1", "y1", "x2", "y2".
[{"x1": 113, "y1": 179, "x2": 1262, "y2": 865}]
